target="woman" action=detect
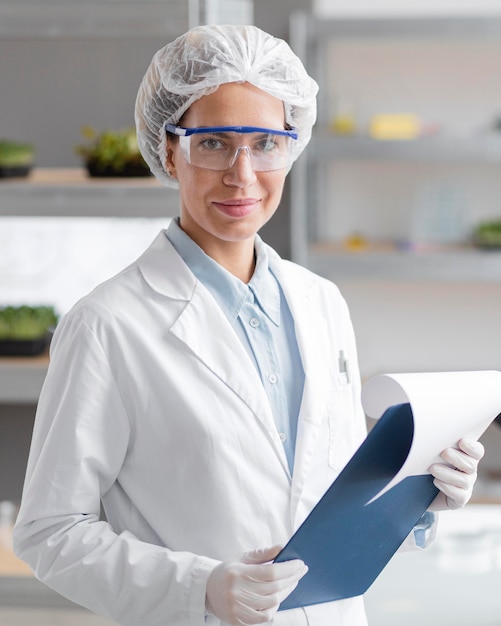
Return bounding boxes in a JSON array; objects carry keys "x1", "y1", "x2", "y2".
[{"x1": 13, "y1": 24, "x2": 483, "y2": 626}]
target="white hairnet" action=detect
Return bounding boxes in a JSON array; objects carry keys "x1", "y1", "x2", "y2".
[{"x1": 135, "y1": 24, "x2": 318, "y2": 188}]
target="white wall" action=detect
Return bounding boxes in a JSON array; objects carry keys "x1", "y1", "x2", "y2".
[
  {"x1": 0, "y1": 217, "x2": 170, "y2": 314},
  {"x1": 314, "y1": 0, "x2": 501, "y2": 17},
  {"x1": 334, "y1": 276, "x2": 501, "y2": 486},
  {"x1": 335, "y1": 279, "x2": 501, "y2": 379}
]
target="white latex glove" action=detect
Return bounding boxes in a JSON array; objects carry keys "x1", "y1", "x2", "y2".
[
  {"x1": 428, "y1": 437, "x2": 485, "y2": 511},
  {"x1": 206, "y1": 545, "x2": 308, "y2": 626}
]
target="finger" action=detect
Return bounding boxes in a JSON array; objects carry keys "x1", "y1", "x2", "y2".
[
  {"x1": 438, "y1": 446, "x2": 480, "y2": 474},
  {"x1": 244, "y1": 559, "x2": 307, "y2": 585},
  {"x1": 235, "y1": 602, "x2": 278, "y2": 626},
  {"x1": 238, "y1": 572, "x2": 304, "y2": 618},
  {"x1": 236, "y1": 579, "x2": 297, "y2": 620},
  {"x1": 238, "y1": 585, "x2": 281, "y2": 612},
  {"x1": 240, "y1": 545, "x2": 283, "y2": 565},
  {"x1": 430, "y1": 462, "x2": 476, "y2": 489},
  {"x1": 273, "y1": 576, "x2": 302, "y2": 604},
  {"x1": 238, "y1": 562, "x2": 307, "y2": 615},
  {"x1": 458, "y1": 438, "x2": 485, "y2": 461},
  {"x1": 238, "y1": 604, "x2": 281, "y2": 626},
  {"x1": 432, "y1": 478, "x2": 471, "y2": 509}
]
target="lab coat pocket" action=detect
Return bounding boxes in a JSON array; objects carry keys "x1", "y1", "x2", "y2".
[{"x1": 327, "y1": 381, "x2": 358, "y2": 472}]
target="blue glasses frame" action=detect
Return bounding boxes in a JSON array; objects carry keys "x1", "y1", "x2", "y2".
[{"x1": 165, "y1": 123, "x2": 298, "y2": 140}]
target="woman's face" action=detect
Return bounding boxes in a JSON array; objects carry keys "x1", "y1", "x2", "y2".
[{"x1": 166, "y1": 82, "x2": 288, "y2": 256}]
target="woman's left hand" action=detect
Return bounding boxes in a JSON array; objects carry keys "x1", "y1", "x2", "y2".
[{"x1": 428, "y1": 438, "x2": 485, "y2": 511}]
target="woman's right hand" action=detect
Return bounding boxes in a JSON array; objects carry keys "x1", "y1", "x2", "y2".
[{"x1": 205, "y1": 546, "x2": 308, "y2": 625}]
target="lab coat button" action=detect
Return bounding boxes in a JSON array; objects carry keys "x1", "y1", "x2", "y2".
[
  {"x1": 279, "y1": 432, "x2": 287, "y2": 443},
  {"x1": 268, "y1": 373, "x2": 278, "y2": 384},
  {"x1": 249, "y1": 317, "x2": 260, "y2": 328}
]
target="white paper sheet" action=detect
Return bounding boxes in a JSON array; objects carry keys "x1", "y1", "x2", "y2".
[{"x1": 361, "y1": 370, "x2": 501, "y2": 500}]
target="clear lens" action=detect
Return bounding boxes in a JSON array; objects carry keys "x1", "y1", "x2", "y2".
[{"x1": 179, "y1": 131, "x2": 294, "y2": 171}]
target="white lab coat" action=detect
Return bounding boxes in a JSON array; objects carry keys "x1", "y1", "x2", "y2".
[{"x1": 14, "y1": 231, "x2": 370, "y2": 626}]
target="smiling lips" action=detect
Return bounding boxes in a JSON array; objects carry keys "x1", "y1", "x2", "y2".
[{"x1": 213, "y1": 198, "x2": 261, "y2": 218}]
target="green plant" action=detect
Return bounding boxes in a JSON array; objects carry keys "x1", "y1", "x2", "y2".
[
  {"x1": 75, "y1": 126, "x2": 148, "y2": 174},
  {"x1": 0, "y1": 306, "x2": 58, "y2": 340},
  {"x1": 473, "y1": 219, "x2": 501, "y2": 248},
  {"x1": 0, "y1": 140, "x2": 35, "y2": 167}
]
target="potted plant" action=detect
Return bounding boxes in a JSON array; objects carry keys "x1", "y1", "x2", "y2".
[
  {"x1": 0, "y1": 140, "x2": 35, "y2": 178},
  {"x1": 75, "y1": 126, "x2": 151, "y2": 177},
  {"x1": 472, "y1": 219, "x2": 501, "y2": 250},
  {"x1": 0, "y1": 305, "x2": 58, "y2": 356}
]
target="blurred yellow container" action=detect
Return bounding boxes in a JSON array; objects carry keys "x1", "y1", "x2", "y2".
[
  {"x1": 369, "y1": 114, "x2": 421, "y2": 140},
  {"x1": 330, "y1": 113, "x2": 357, "y2": 135}
]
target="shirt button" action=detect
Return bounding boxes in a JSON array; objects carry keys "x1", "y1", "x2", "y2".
[
  {"x1": 249, "y1": 317, "x2": 260, "y2": 328},
  {"x1": 279, "y1": 432, "x2": 287, "y2": 443},
  {"x1": 268, "y1": 373, "x2": 278, "y2": 384}
]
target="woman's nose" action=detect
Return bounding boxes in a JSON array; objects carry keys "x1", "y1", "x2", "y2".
[{"x1": 223, "y1": 146, "x2": 257, "y2": 186}]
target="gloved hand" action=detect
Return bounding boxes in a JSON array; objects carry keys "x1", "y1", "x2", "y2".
[
  {"x1": 428, "y1": 437, "x2": 485, "y2": 511},
  {"x1": 206, "y1": 545, "x2": 308, "y2": 625}
]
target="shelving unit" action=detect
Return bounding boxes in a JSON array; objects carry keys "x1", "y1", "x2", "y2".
[
  {"x1": 311, "y1": 244, "x2": 501, "y2": 283},
  {"x1": 289, "y1": 12, "x2": 501, "y2": 279},
  {"x1": 307, "y1": 134, "x2": 501, "y2": 163},
  {"x1": 0, "y1": 169, "x2": 176, "y2": 409},
  {"x1": 0, "y1": 0, "x2": 253, "y2": 39},
  {"x1": 0, "y1": 168, "x2": 178, "y2": 218},
  {"x1": 0, "y1": 0, "x2": 191, "y2": 38},
  {"x1": 0, "y1": 0, "x2": 258, "y2": 416},
  {"x1": 0, "y1": 169, "x2": 177, "y2": 404},
  {"x1": 0, "y1": 355, "x2": 48, "y2": 404}
]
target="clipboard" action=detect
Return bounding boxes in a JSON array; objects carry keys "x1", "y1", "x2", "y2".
[{"x1": 275, "y1": 370, "x2": 501, "y2": 611}]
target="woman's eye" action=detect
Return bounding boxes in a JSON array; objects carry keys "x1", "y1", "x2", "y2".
[
  {"x1": 198, "y1": 136, "x2": 225, "y2": 151},
  {"x1": 255, "y1": 137, "x2": 279, "y2": 153}
]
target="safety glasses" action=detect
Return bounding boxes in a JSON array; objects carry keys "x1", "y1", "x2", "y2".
[{"x1": 165, "y1": 124, "x2": 298, "y2": 172}]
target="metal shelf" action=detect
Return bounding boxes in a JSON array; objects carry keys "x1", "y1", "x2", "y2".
[
  {"x1": 0, "y1": 355, "x2": 48, "y2": 404},
  {"x1": 0, "y1": 0, "x2": 254, "y2": 39},
  {"x1": 0, "y1": 168, "x2": 179, "y2": 218},
  {"x1": 301, "y1": 14, "x2": 501, "y2": 40},
  {"x1": 309, "y1": 244, "x2": 501, "y2": 283},
  {"x1": 0, "y1": 1, "x2": 190, "y2": 39},
  {"x1": 308, "y1": 133, "x2": 501, "y2": 164}
]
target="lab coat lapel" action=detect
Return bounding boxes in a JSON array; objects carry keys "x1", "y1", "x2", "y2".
[
  {"x1": 270, "y1": 255, "x2": 332, "y2": 518},
  {"x1": 137, "y1": 231, "x2": 290, "y2": 475},
  {"x1": 170, "y1": 281, "x2": 264, "y2": 412},
  {"x1": 170, "y1": 282, "x2": 291, "y2": 475}
]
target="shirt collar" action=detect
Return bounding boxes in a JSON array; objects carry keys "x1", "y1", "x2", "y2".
[
  {"x1": 249, "y1": 237, "x2": 281, "y2": 326},
  {"x1": 165, "y1": 219, "x2": 280, "y2": 326}
]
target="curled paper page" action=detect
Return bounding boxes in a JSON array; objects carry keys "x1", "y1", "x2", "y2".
[
  {"x1": 276, "y1": 369, "x2": 501, "y2": 610},
  {"x1": 362, "y1": 370, "x2": 501, "y2": 501}
]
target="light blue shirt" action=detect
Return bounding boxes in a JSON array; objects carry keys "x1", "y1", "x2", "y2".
[{"x1": 165, "y1": 219, "x2": 304, "y2": 474}]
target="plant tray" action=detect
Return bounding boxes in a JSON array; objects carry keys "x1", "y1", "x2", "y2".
[
  {"x1": 0, "y1": 165, "x2": 32, "y2": 179},
  {"x1": 0, "y1": 337, "x2": 48, "y2": 357}
]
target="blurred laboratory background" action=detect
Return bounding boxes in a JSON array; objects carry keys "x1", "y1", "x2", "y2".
[{"x1": 1, "y1": 0, "x2": 501, "y2": 624}]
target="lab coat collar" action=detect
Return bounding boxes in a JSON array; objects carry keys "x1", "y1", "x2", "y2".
[
  {"x1": 168, "y1": 273, "x2": 292, "y2": 480},
  {"x1": 136, "y1": 230, "x2": 291, "y2": 478},
  {"x1": 137, "y1": 231, "x2": 333, "y2": 513},
  {"x1": 165, "y1": 219, "x2": 280, "y2": 327},
  {"x1": 251, "y1": 236, "x2": 281, "y2": 327},
  {"x1": 136, "y1": 229, "x2": 197, "y2": 301}
]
